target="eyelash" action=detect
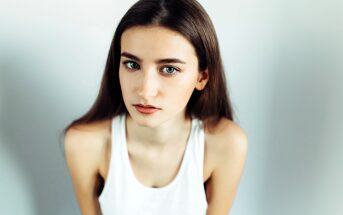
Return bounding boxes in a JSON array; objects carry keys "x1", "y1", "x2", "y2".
[{"x1": 122, "y1": 60, "x2": 180, "y2": 76}]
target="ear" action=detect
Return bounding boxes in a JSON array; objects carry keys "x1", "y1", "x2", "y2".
[{"x1": 195, "y1": 68, "x2": 209, "y2": 91}]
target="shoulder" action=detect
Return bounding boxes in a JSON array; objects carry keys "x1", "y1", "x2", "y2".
[
  {"x1": 203, "y1": 117, "x2": 249, "y2": 181},
  {"x1": 205, "y1": 117, "x2": 249, "y2": 162},
  {"x1": 64, "y1": 119, "x2": 112, "y2": 172},
  {"x1": 63, "y1": 120, "x2": 111, "y2": 213},
  {"x1": 203, "y1": 118, "x2": 249, "y2": 213}
]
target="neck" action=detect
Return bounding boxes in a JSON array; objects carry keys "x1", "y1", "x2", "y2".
[{"x1": 125, "y1": 113, "x2": 192, "y2": 151}]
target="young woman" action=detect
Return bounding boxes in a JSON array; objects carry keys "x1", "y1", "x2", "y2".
[{"x1": 63, "y1": 0, "x2": 248, "y2": 214}]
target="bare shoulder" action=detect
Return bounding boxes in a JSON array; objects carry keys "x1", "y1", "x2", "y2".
[
  {"x1": 63, "y1": 119, "x2": 111, "y2": 213},
  {"x1": 63, "y1": 119, "x2": 112, "y2": 214},
  {"x1": 217, "y1": 118, "x2": 248, "y2": 152},
  {"x1": 205, "y1": 117, "x2": 249, "y2": 163},
  {"x1": 64, "y1": 119, "x2": 112, "y2": 175},
  {"x1": 204, "y1": 118, "x2": 249, "y2": 214}
]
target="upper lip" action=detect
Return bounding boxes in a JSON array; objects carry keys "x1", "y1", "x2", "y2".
[{"x1": 133, "y1": 104, "x2": 160, "y2": 109}]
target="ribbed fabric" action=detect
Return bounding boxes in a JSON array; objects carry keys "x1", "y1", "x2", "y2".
[{"x1": 98, "y1": 113, "x2": 208, "y2": 215}]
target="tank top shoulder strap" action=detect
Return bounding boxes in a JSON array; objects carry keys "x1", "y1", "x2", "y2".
[
  {"x1": 98, "y1": 114, "x2": 124, "y2": 201},
  {"x1": 187, "y1": 117, "x2": 206, "y2": 184}
]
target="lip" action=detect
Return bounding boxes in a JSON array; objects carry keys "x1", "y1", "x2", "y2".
[
  {"x1": 133, "y1": 104, "x2": 160, "y2": 114},
  {"x1": 133, "y1": 104, "x2": 160, "y2": 109}
]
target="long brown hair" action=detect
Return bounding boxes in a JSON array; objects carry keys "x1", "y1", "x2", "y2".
[{"x1": 62, "y1": 0, "x2": 235, "y2": 138}]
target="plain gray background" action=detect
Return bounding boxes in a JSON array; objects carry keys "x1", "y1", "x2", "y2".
[{"x1": 0, "y1": 0, "x2": 342, "y2": 214}]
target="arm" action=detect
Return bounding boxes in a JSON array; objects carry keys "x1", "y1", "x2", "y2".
[
  {"x1": 64, "y1": 128, "x2": 104, "y2": 215},
  {"x1": 205, "y1": 122, "x2": 249, "y2": 215}
]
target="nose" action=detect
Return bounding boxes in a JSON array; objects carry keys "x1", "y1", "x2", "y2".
[{"x1": 137, "y1": 69, "x2": 158, "y2": 98}]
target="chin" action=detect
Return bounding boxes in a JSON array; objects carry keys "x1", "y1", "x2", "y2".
[{"x1": 128, "y1": 110, "x2": 162, "y2": 128}]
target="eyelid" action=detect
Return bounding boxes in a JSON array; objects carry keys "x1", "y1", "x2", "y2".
[
  {"x1": 160, "y1": 65, "x2": 181, "y2": 76},
  {"x1": 162, "y1": 65, "x2": 180, "y2": 71},
  {"x1": 122, "y1": 60, "x2": 181, "y2": 76},
  {"x1": 122, "y1": 60, "x2": 140, "y2": 70}
]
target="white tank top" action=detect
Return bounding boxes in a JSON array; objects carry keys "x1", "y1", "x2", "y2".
[{"x1": 98, "y1": 113, "x2": 208, "y2": 215}]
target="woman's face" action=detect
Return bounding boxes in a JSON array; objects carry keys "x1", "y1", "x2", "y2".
[{"x1": 119, "y1": 26, "x2": 208, "y2": 127}]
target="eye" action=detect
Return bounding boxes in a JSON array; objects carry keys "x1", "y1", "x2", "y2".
[
  {"x1": 123, "y1": 60, "x2": 140, "y2": 70},
  {"x1": 161, "y1": 66, "x2": 180, "y2": 76}
]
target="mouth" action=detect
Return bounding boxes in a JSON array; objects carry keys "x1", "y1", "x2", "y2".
[
  {"x1": 133, "y1": 104, "x2": 160, "y2": 109},
  {"x1": 132, "y1": 104, "x2": 161, "y2": 114}
]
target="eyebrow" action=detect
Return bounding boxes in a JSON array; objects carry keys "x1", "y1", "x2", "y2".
[{"x1": 121, "y1": 52, "x2": 186, "y2": 64}]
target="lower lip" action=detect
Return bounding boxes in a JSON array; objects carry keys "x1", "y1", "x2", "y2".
[{"x1": 134, "y1": 105, "x2": 160, "y2": 114}]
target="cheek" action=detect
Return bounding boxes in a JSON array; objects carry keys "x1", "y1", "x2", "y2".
[
  {"x1": 119, "y1": 70, "x2": 131, "y2": 92},
  {"x1": 168, "y1": 77, "x2": 196, "y2": 101},
  {"x1": 119, "y1": 77, "x2": 130, "y2": 104}
]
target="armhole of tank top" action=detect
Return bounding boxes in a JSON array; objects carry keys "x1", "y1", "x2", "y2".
[{"x1": 98, "y1": 117, "x2": 115, "y2": 202}]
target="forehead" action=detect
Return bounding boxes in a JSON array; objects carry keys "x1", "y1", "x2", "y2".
[{"x1": 121, "y1": 26, "x2": 197, "y2": 60}]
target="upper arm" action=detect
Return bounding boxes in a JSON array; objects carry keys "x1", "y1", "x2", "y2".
[
  {"x1": 205, "y1": 122, "x2": 249, "y2": 215},
  {"x1": 64, "y1": 128, "x2": 104, "y2": 215}
]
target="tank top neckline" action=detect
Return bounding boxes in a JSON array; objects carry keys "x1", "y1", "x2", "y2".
[{"x1": 120, "y1": 113, "x2": 195, "y2": 193}]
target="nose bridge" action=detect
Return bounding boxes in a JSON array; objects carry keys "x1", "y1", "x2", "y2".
[{"x1": 138, "y1": 66, "x2": 158, "y2": 97}]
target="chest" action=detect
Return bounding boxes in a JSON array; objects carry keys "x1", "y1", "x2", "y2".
[{"x1": 99, "y1": 133, "x2": 219, "y2": 189}]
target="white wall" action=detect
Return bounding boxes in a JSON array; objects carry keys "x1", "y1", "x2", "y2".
[{"x1": 0, "y1": 0, "x2": 342, "y2": 214}]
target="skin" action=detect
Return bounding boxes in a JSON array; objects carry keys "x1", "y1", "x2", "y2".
[
  {"x1": 119, "y1": 26, "x2": 208, "y2": 153},
  {"x1": 64, "y1": 26, "x2": 248, "y2": 215}
]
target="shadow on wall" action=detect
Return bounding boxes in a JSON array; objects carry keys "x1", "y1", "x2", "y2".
[
  {"x1": 0, "y1": 47, "x2": 79, "y2": 215},
  {"x1": 256, "y1": 29, "x2": 343, "y2": 215}
]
